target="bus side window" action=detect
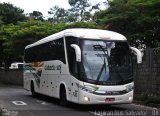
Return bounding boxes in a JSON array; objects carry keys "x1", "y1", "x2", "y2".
[{"x1": 49, "y1": 39, "x2": 66, "y2": 64}]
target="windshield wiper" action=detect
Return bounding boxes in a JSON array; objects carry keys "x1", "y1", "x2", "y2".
[
  {"x1": 96, "y1": 58, "x2": 106, "y2": 84},
  {"x1": 93, "y1": 45, "x2": 109, "y2": 59},
  {"x1": 94, "y1": 43, "x2": 110, "y2": 83}
]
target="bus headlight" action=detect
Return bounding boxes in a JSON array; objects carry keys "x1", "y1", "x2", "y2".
[
  {"x1": 128, "y1": 96, "x2": 133, "y2": 101},
  {"x1": 125, "y1": 83, "x2": 134, "y2": 92},
  {"x1": 84, "y1": 96, "x2": 90, "y2": 101},
  {"x1": 79, "y1": 85, "x2": 96, "y2": 94},
  {"x1": 83, "y1": 86, "x2": 95, "y2": 93}
]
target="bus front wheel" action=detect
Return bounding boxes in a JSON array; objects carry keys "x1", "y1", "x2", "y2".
[
  {"x1": 31, "y1": 82, "x2": 36, "y2": 97},
  {"x1": 60, "y1": 86, "x2": 67, "y2": 106}
]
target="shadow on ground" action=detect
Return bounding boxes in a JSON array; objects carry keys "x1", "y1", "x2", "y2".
[{"x1": 28, "y1": 93, "x2": 127, "y2": 111}]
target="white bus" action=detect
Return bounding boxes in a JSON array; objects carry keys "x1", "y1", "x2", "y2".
[{"x1": 24, "y1": 28, "x2": 142, "y2": 105}]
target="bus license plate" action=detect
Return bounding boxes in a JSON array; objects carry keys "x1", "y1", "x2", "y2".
[{"x1": 105, "y1": 98, "x2": 115, "y2": 103}]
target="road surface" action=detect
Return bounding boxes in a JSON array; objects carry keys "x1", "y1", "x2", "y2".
[{"x1": 0, "y1": 84, "x2": 159, "y2": 116}]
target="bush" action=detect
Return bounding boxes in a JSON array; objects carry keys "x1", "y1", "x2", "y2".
[{"x1": 0, "y1": 112, "x2": 2, "y2": 116}]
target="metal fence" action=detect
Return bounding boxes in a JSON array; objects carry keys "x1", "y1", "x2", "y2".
[{"x1": 134, "y1": 48, "x2": 160, "y2": 95}]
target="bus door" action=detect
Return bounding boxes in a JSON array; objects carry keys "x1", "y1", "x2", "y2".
[
  {"x1": 71, "y1": 68, "x2": 79, "y2": 103},
  {"x1": 66, "y1": 36, "x2": 79, "y2": 103},
  {"x1": 70, "y1": 62, "x2": 79, "y2": 103}
]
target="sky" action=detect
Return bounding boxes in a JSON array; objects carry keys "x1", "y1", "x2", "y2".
[{"x1": 0, "y1": 0, "x2": 106, "y2": 18}]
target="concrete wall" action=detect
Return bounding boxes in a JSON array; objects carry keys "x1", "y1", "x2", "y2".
[{"x1": 0, "y1": 69, "x2": 23, "y2": 86}]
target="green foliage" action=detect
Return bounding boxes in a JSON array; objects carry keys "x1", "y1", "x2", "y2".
[
  {"x1": 29, "y1": 11, "x2": 44, "y2": 20},
  {"x1": 48, "y1": 6, "x2": 69, "y2": 23},
  {"x1": 0, "y1": 2, "x2": 26, "y2": 24},
  {"x1": 66, "y1": 21, "x2": 98, "y2": 29},
  {"x1": 68, "y1": 0, "x2": 91, "y2": 21},
  {"x1": 48, "y1": 0, "x2": 100, "y2": 23},
  {"x1": 1, "y1": 20, "x2": 67, "y2": 57},
  {"x1": 96, "y1": 0, "x2": 160, "y2": 48},
  {"x1": 0, "y1": 19, "x2": 98, "y2": 64}
]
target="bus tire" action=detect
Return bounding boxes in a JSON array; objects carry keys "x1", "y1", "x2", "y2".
[
  {"x1": 60, "y1": 85, "x2": 68, "y2": 106},
  {"x1": 31, "y1": 81, "x2": 36, "y2": 97}
]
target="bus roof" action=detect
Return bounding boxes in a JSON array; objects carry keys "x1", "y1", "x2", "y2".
[{"x1": 25, "y1": 28, "x2": 127, "y2": 49}]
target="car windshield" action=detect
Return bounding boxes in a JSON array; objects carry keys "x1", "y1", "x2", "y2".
[{"x1": 79, "y1": 39, "x2": 133, "y2": 85}]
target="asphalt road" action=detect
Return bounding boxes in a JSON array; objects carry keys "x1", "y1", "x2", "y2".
[{"x1": 0, "y1": 84, "x2": 159, "y2": 116}]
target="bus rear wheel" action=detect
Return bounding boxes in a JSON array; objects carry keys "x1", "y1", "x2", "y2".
[{"x1": 60, "y1": 86, "x2": 67, "y2": 106}]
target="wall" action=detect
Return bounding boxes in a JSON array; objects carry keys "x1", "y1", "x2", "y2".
[
  {"x1": 0, "y1": 69, "x2": 23, "y2": 86},
  {"x1": 134, "y1": 48, "x2": 160, "y2": 95}
]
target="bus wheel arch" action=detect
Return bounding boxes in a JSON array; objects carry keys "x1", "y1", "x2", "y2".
[{"x1": 59, "y1": 84, "x2": 68, "y2": 106}]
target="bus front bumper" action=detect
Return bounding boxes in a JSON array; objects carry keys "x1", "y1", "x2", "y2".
[{"x1": 78, "y1": 90, "x2": 133, "y2": 105}]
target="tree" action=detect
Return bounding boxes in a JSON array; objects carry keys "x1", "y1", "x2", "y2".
[
  {"x1": 0, "y1": 20, "x2": 99, "y2": 64},
  {"x1": 68, "y1": 0, "x2": 91, "y2": 21},
  {"x1": 29, "y1": 11, "x2": 44, "y2": 20},
  {"x1": 0, "y1": 2, "x2": 26, "y2": 24},
  {"x1": 48, "y1": 6, "x2": 69, "y2": 23},
  {"x1": 66, "y1": 21, "x2": 98, "y2": 29},
  {"x1": 1, "y1": 20, "x2": 68, "y2": 60},
  {"x1": 48, "y1": 0, "x2": 104, "y2": 23},
  {"x1": 96, "y1": 0, "x2": 160, "y2": 48}
]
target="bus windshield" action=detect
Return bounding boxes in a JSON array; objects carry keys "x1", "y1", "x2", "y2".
[{"x1": 79, "y1": 39, "x2": 133, "y2": 85}]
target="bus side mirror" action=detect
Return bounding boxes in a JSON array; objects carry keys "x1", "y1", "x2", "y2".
[
  {"x1": 130, "y1": 47, "x2": 142, "y2": 64},
  {"x1": 71, "y1": 44, "x2": 81, "y2": 62}
]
